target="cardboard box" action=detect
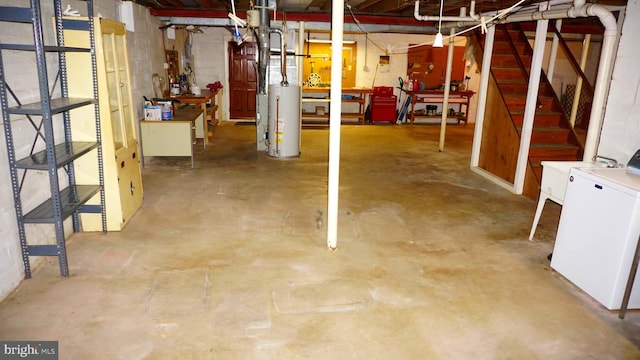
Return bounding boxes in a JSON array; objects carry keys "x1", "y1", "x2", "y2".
[
  {"x1": 144, "y1": 103, "x2": 162, "y2": 121},
  {"x1": 144, "y1": 106, "x2": 162, "y2": 121}
]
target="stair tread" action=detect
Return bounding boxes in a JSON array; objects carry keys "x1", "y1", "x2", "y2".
[
  {"x1": 517, "y1": 126, "x2": 571, "y2": 132},
  {"x1": 495, "y1": 79, "x2": 527, "y2": 84},
  {"x1": 511, "y1": 110, "x2": 563, "y2": 115},
  {"x1": 530, "y1": 143, "x2": 579, "y2": 148},
  {"x1": 492, "y1": 65, "x2": 522, "y2": 69}
]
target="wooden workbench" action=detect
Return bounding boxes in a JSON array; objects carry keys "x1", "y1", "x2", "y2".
[
  {"x1": 406, "y1": 90, "x2": 475, "y2": 125},
  {"x1": 301, "y1": 87, "x2": 372, "y2": 124}
]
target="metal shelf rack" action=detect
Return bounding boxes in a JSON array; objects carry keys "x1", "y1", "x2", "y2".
[{"x1": 0, "y1": 0, "x2": 105, "y2": 278}]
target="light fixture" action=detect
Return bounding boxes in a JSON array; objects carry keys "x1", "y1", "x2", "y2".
[
  {"x1": 433, "y1": 0, "x2": 444, "y2": 48},
  {"x1": 433, "y1": 32, "x2": 443, "y2": 48},
  {"x1": 307, "y1": 39, "x2": 356, "y2": 44}
]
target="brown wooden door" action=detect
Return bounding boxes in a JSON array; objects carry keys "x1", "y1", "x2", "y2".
[{"x1": 228, "y1": 42, "x2": 257, "y2": 119}]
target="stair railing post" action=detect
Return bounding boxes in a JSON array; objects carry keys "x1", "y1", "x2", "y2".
[
  {"x1": 514, "y1": 16, "x2": 549, "y2": 194},
  {"x1": 470, "y1": 25, "x2": 495, "y2": 167}
]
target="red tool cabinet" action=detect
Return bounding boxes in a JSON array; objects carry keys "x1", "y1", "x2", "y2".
[{"x1": 370, "y1": 86, "x2": 397, "y2": 123}]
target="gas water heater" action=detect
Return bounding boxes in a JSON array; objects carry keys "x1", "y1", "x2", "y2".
[{"x1": 268, "y1": 84, "x2": 301, "y2": 158}]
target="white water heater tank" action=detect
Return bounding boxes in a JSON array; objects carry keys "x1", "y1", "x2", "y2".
[{"x1": 268, "y1": 84, "x2": 301, "y2": 158}]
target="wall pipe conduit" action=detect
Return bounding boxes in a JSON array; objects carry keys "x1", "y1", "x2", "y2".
[{"x1": 269, "y1": 28, "x2": 288, "y2": 86}]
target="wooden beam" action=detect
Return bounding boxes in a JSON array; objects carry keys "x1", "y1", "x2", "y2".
[
  {"x1": 192, "y1": 0, "x2": 212, "y2": 8},
  {"x1": 307, "y1": 0, "x2": 332, "y2": 11},
  {"x1": 354, "y1": 0, "x2": 386, "y2": 12},
  {"x1": 164, "y1": 0, "x2": 185, "y2": 7}
]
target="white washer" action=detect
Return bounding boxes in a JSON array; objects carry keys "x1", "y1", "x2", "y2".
[{"x1": 551, "y1": 168, "x2": 640, "y2": 310}]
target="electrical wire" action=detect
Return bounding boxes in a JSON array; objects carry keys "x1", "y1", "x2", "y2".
[
  {"x1": 345, "y1": 2, "x2": 388, "y2": 53},
  {"x1": 437, "y1": 0, "x2": 443, "y2": 34},
  {"x1": 346, "y1": 0, "x2": 527, "y2": 55}
]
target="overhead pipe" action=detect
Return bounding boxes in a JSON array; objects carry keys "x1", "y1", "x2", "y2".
[
  {"x1": 469, "y1": 1, "x2": 480, "y2": 20},
  {"x1": 414, "y1": 0, "x2": 480, "y2": 22}
]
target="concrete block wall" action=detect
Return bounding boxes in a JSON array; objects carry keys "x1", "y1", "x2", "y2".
[
  {"x1": 192, "y1": 27, "x2": 230, "y2": 120},
  {"x1": 0, "y1": 0, "x2": 163, "y2": 301},
  {"x1": 124, "y1": 2, "x2": 165, "y2": 120},
  {"x1": 599, "y1": 2, "x2": 640, "y2": 165}
]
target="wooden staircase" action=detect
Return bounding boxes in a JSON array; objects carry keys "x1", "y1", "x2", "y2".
[{"x1": 474, "y1": 24, "x2": 584, "y2": 199}]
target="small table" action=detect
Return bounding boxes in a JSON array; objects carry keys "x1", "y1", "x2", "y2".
[
  {"x1": 171, "y1": 88, "x2": 222, "y2": 141},
  {"x1": 139, "y1": 108, "x2": 203, "y2": 168}
]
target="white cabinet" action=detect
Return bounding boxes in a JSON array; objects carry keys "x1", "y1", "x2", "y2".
[
  {"x1": 64, "y1": 18, "x2": 143, "y2": 231},
  {"x1": 551, "y1": 168, "x2": 640, "y2": 309},
  {"x1": 528, "y1": 161, "x2": 601, "y2": 240}
]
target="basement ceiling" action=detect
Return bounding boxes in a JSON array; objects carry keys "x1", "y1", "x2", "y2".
[{"x1": 131, "y1": 0, "x2": 627, "y2": 32}]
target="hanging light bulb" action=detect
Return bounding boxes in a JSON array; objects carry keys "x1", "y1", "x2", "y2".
[
  {"x1": 433, "y1": 32, "x2": 444, "y2": 47},
  {"x1": 433, "y1": 0, "x2": 444, "y2": 48}
]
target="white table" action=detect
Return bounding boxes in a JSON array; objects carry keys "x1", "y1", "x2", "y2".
[
  {"x1": 528, "y1": 161, "x2": 601, "y2": 241},
  {"x1": 139, "y1": 108, "x2": 203, "y2": 168}
]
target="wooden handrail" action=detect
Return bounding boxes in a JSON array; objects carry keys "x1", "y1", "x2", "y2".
[
  {"x1": 551, "y1": 26, "x2": 594, "y2": 96},
  {"x1": 503, "y1": 25, "x2": 531, "y2": 81}
]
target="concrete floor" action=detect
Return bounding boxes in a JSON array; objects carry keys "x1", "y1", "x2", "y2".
[{"x1": 1, "y1": 123, "x2": 639, "y2": 359}]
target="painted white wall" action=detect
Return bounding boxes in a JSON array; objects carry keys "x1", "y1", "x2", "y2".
[
  {"x1": 598, "y1": 2, "x2": 640, "y2": 165},
  {"x1": 191, "y1": 27, "x2": 233, "y2": 121},
  {"x1": 0, "y1": 0, "x2": 163, "y2": 301}
]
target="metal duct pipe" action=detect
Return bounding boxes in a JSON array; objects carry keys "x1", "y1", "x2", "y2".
[
  {"x1": 270, "y1": 28, "x2": 288, "y2": 86},
  {"x1": 257, "y1": 0, "x2": 270, "y2": 95}
]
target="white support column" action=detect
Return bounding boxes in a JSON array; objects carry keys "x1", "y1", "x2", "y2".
[
  {"x1": 327, "y1": 0, "x2": 345, "y2": 250},
  {"x1": 514, "y1": 19, "x2": 549, "y2": 194},
  {"x1": 298, "y1": 21, "x2": 305, "y2": 88},
  {"x1": 470, "y1": 25, "x2": 495, "y2": 167},
  {"x1": 438, "y1": 27, "x2": 456, "y2": 152},
  {"x1": 569, "y1": 34, "x2": 591, "y2": 127},
  {"x1": 546, "y1": 19, "x2": 562, "y2": 85},
  {"x1": 298, "y1": 21, "x2": 305, "y2": 150}
]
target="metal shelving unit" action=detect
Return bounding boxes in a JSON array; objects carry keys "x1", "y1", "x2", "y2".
[{"x1": 0, "y1": 0, "x2": 105, "y2": 278}]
